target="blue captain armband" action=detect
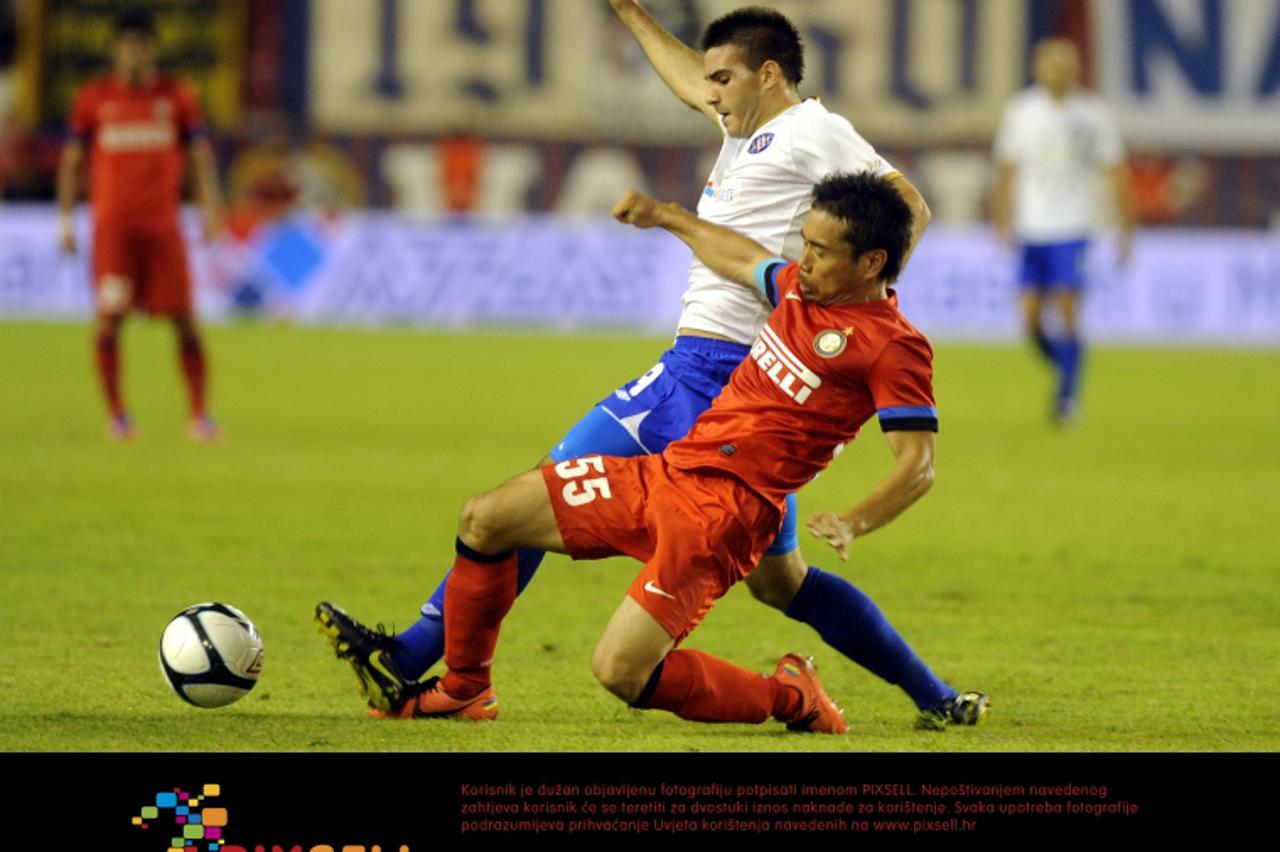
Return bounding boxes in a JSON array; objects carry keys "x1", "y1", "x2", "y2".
[
  {"x1": 753, "y1": 257, "x2": 789, "y2": 307},
  {"x1": 877, "y1": 405, "x2": 939, "y2": 432}
]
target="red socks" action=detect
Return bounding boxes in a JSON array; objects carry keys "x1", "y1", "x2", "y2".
[
  {"x1": 178, "y1": 333, "x2": 207, "y2": 418},
  {"x1": 441, "y1": 538, "x2": 517, "y2": 698},
  {"x1": 637, "y1": 649, "x2": 801, "y2": 723},
  {"x1": 95, "y1": 331, "x2": 124, "y2": 418},
  {"x1": 94, "y1": 326, "x2": 210, "y2": 422}
]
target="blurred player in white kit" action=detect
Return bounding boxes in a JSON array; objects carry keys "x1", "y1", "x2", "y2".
[{"x1": 992, "y1": 37, "x2": 1134, "y2": 424}]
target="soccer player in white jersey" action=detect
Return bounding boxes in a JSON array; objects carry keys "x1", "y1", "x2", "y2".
[
  {"x1": 316, "y1": 2, "x2": 989, "y2": 729},
  {"x1": 992, "y1": 37, "x2": 1134, "y2": 424}
]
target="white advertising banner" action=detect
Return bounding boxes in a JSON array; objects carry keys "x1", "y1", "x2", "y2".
[
  {"x1": 1093, "y1": 0, "x2": 1280, "y2": 151},
  {"x1": 307, "y1": 0, "x2": 1280, "y2": 150},
  {"x1": 1, "y1": 207, "x2": 1277, "y2": 346},
  {"x1": 307, "y1": 0, "x2": 1028, "y2": 145}
]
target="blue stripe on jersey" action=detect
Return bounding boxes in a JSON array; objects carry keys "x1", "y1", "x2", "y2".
[
  {"x1": 753, "y1": 257, "x2": 788, "y2": 307},
  {"x1": 878, "y1": 405, "x2": 939, "y2": 432},
  {"x1": 878, "y1": 405, "x2": 938, "y2": 420}
]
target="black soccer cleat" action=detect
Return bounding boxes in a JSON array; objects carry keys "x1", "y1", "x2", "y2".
[
  {"x1": 916, "y1": 691, "x2": 992, "y2": 730},
  {"x1": 314, "y1": 601, "x2": 411, "y2": 713}
]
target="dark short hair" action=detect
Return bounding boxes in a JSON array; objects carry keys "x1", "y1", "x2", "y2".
[
  {"x1": 115, "y1": 9, "x2": 157, "y2": 38},
  {"x1": 811, "y1": 172, "x2": 913, "y2": 283},
  {"x1": 700, "y1": 7, "x2": 804, "y2": 85}
]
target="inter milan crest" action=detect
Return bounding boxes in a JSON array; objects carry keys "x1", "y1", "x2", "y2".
[
  {"x1": 813, "y1": 328, "x2": 848, "y2": 358},
  {"x1": 748, "y1": 132, "x2": 775, "y2": 154}
]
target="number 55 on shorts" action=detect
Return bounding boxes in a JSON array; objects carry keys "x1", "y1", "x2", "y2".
[{"x1": 554, "y1": 456, "x2": 613, "y2": 507}]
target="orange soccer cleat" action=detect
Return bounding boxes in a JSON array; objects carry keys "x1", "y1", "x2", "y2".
[
  {"x1": 372, "y1": 676, "x2": 499, "y2": 721},
  {"x1": 773, "y1": 653, "x2": 848, "y2": 734}
]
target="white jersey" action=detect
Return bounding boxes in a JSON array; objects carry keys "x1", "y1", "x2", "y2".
[
  {"x1": 679, "y1": 98, "x2": 896, "y2": 344},
  {"x1": 993, "y1": 87, "x2": 1124, "y2": 243}
]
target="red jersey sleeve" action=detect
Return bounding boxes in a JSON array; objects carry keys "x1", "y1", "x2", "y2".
[
  {"x1": 68, "y1": 84, "x2": 97, "y2": 142},
  {"x1": 173, "y1": 79, "x2": 208, "y2": 143},
  {"x1": 867, "y1": 336, "x2": 938, "y2": 432}
]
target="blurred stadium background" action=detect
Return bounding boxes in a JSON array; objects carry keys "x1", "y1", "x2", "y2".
[
  {"x1": 1, "y1": 0, "x2": 1278, "y2": 341},
  {"x1": 0, "y1": 0, "x2": 1277, "y2": 755}
]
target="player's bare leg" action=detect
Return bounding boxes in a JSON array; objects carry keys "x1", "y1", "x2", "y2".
[
  {"x1": 319, "y1": 465, "x2": 565, "y2": 714},
  {"x1": 1055, "y1": 288, "x2": 1080, "y2": 337},
  {"x1": 94, "y1": 312, "x2": 132, "y2": 440},
  {"x1": 746, "y1": 549, "x2": 808, "y2": 609},
  {"x1": 592, "y1": 597, "x2": 677, "y2": 703},
  {"x1": 170, "y1": 313, "x2": 217, "y2": 441},
  {"x1": 457, "y1": 467, "x2": 565, "y2": 556},
  {"x1": 373, "y1": 469, "x2": 566, "y2": 719},
  {"x1": 603, "y1": 596, "x2": 846, "y2": 732},
  {"x1": 1021, "y1": 290, "x2": 1053, "y2": 363}
]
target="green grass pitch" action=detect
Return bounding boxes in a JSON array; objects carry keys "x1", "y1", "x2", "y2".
[{"x1": 0, "y1": 320, "x2": 1276, "y2": 752}]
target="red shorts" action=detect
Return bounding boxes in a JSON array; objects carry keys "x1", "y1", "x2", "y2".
[
  {"x1": 542, "y1": 454, "x2": 781, "y2": 643},
  {"x1": 91, "y1": 221, "x2": 194, "y2": 316}
]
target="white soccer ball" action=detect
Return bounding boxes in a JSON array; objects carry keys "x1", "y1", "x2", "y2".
[{"x1": 159, "y1": 602, "x2": 264, "y2": 708}]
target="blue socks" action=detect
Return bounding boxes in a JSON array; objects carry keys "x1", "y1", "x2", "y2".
[
  {"x1": 1031, "y1": 328, "x2": 1055, "y2": 362},
  {"x1": 1032, "y1": 329, "x2": 1084, "y2": 416},
  {"x1": 1054, "y1": 335, "x2": 1082, "y2": 411},
  {"x1": 391, "y1": 547, "x2": 547, "y2": 680},
  {"x1": 784, "y1": 566, "x2": 953, "y2": 711}
]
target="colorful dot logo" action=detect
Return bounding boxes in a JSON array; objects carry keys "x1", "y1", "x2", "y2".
[{"x1": 131, "y1": 784, "x2": 228, "y2": 851}]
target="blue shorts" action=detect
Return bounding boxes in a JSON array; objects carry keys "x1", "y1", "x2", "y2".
[
  {"x1": 550, "y1": 335, "x2": 800, "y2": 556},
  {"x1": 1018, "y1": 239, "x2": 1088, "y2": 291}
]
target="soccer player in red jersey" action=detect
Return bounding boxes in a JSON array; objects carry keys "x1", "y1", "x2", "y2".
[
  {"x1": 57, "y1": 9, "x2": 224, "y2": 441},
  {"x1": 319, "y1": 171, "x2": 988, "y2": 732}
]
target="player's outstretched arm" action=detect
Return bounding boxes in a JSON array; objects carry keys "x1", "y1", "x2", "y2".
[
  {"x1": 888, "y1": 173, "x2": 932, "y2": 266},
  {"x1": 56, "y1": 139, "x2": 84, "y2": 253},
  {"x1": 610, "y1": 0, "x2": 716, "y2": 124},
  {"x1": 806, "y1": 430, "x2": 935, "y2": 561},
  {"x1": 613, "y1": 188, "x2": 770, "y2": 288}
]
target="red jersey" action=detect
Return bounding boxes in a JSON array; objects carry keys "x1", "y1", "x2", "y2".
[
  {"x1": 68, "y1": 74, "x2": 206, "y2": 227},
  {"x1": 664, "y1": 261, "x2": 938, "y2": 508}
]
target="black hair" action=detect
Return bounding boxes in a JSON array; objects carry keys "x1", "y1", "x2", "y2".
[
  {"x1": 114, "y1": 8, "x2": 157, "y2": 38},
  {"x1": 700, "y1": 7, "x2": 804, "y2": 84},
  {"x1": 811, "y1": 172, "x2": 914, "y2": 283}
]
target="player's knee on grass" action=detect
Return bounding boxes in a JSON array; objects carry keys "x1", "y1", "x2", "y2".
[
  {"x1": 590, "y1": 643, "x2": 652, "y2": 704},
  {"x1": 747, "y1": 550, "x2": 807, "y2": 611},
  {"x1": 592, "y1": 598, "x2": 676, "y2": 704}
]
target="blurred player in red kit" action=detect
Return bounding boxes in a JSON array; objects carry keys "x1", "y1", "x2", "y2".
[{"x1": 57, "y1": 9, "x2": 224, "y2": 441}]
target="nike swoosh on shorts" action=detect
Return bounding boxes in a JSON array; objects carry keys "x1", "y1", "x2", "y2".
[{"x1": 643, "y1": 580, "x2": 675, "y2": 600}]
